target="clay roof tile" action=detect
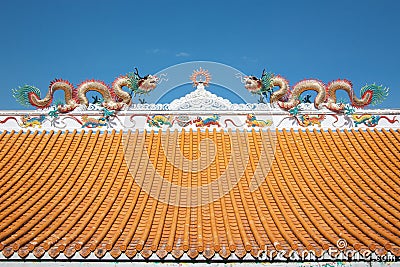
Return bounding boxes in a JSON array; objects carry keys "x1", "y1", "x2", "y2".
[{"x1": 0, "y1": 129, "x2": 399, "y2": 261}]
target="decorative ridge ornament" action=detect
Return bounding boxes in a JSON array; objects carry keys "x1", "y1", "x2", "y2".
[
  {"x1": 11, "y1": 66, "x2": 390, "y2": 116},
  {"x1": 169, "y1": 84, "x2": 233, "y2": 110},
  {"x1": 127, "y1": 68, "x2": 158, "y2": 95},
  {"x1": 190, "y1": 67, "x2": 212, "y2": 87},
  {"x1": 12, "y1": 68, "x2": 158, "y2": 113},
  {"x1": 243, "y1": 70, "x2": 389, "y2": 112},
  {"x1": 6, "y1": 63, "x2": 398, "y2": 132},
  {"x1": 244, "y1": 69, "x2": 274, "y2": 94}
]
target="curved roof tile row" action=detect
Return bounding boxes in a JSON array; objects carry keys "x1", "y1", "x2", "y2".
[{"x1": 0, "y1": 129, "x2": 399, "y2": 260}]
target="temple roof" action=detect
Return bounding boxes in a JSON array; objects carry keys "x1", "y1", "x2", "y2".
[
  {"x1": 2, "y1": 68, "x2": 400, "y2": 263},
  {"x1": 0, "y1": 128, "x2": 399, "y2": 260}
]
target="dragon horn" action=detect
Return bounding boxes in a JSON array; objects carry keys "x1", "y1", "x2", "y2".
[{"x1": 134, "y1": 68, "x2": 143, "y2": 79}]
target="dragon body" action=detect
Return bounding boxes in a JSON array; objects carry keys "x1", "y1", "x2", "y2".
[
  {"x1": 16, "y1": 80, "x2": 79, "y2": 113},
  {"x1": 278, "y1": 79, "x2": 326, "y2": 110},
  {"x1": 244, "y1": 72, "x2": 389, "y2": 112},
  {"x1": 194, "y1": 115, "x2": 220, "y2": 127},
  {"x1": 13, "y1": 70, "x2": 157, "y2": 113},
  {"x1": 21, "y1": 115, "x2": 46, "y2": 128},
  {"x1": 81, "y1": 115, "x2": 108, "y2": 128},
  {"x1": 269, "y1": 75, "x2": 290, "y2": 103},
  {"x1": 147, "y1": 115, "x2": 173, "y2": 128},
  {"x1": 246, "y1": 114, "x2": 272, "y2": 127},
  {"x1": 325, "y1": 79, "x2": 389, "y2": 111},
  {"x1": 351, "y1": 114, "x2": 398, "y2": 127},
  {"x1": 296, "y1": 114, "x2": 325, "y2": 127}
]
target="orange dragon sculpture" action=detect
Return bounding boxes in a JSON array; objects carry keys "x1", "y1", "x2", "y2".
[
  {"x1": 244, "y1": 70, "x2": 388, "y2": 112},
  {"x1": 13, "y1": 69, "x2": 158, "y2": 112}
]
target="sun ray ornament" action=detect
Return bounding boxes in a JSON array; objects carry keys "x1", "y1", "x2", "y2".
[{"x1": 190, "y1": 67, "x2": 212, "y2": 87}]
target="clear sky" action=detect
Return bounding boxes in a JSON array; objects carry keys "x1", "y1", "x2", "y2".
[{"x1": 0, "y1": 0, "x2": 399, "y2": 109}]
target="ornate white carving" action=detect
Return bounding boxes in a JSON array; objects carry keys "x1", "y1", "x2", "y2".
[
  {"x1": 169, "y1": 85, "x2": 233, "y2": 110},
  {"x1": 3, "y1": 83, "x2": 399, "y2": 132},
  {"x1": 130, "y1": 84, "x2": 280, "y2": 111},
  {"x1": 130, "y1": 103, "x2": 169, "y2": 111}
]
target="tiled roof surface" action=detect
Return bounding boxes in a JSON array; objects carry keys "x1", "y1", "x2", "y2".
[{"x1": 0, "y1": 129, "x2": 399, "y2": 260}]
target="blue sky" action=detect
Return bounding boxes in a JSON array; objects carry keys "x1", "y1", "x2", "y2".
[{"x1": 0, "y1": 0, "x2": 399, "y2": 109}]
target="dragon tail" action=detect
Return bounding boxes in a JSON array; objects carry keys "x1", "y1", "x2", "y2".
[
  {"x1": 12, "y1": 85, "x2": 41, "y2": 107},
  {"x1": 356, "y1": 84, "x2": 389, "y2": 107},
  {"x1": 380, "y1": 116, "x2": 398, "y2": 124},
  {"x1": 224, "y1": 118, "x2": 245, "y2": 127}
]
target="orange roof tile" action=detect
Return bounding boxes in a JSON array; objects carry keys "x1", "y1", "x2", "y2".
[{"x1": 0, "y1": 129, "x2": 399, "y2": 260}]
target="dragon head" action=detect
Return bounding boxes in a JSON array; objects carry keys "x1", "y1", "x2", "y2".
[
  {"x1": 138, "y1": 74, "x2": 158, "y2": 92},
  {"x1": 127, "y1": 68, "x2": 158, "y2": 95},
  {"x1": 244, "y1": 76, "x2": 263, "y2": 93},
  {"x1": 244, "y1": 69, "x2": 274, "y2": 95},
  {"x1": 247, "y1": 114, "x2": 255, "y2": 121}
]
